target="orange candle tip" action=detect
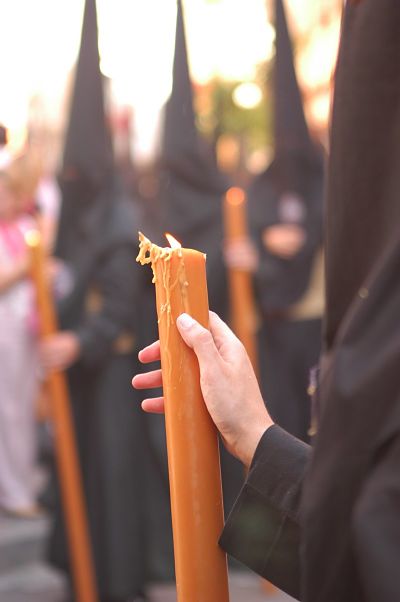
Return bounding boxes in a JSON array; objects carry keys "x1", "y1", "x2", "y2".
[
  {"x1": 225, "y1": 186, "x2": 245, "y2": 206},
  {"x1": 136, "y1": 232, "x2": 186, "y2": 270}
]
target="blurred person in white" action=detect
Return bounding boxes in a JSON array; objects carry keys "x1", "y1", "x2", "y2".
[{"x1": 0, "y1": 165, "x2": 41, "y2": 518}]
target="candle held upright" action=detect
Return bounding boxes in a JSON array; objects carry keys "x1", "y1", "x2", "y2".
[
  {"x1": 25, "y1": 229, "x2": 98, "y2": 602},
  {"x1": 223, "y1": 187, "x2": 259, "y2": 375},
  {"x1": 137, "y1": 233, "x2": 229, "y2": 602}
]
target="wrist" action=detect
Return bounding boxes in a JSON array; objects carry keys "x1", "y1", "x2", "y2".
[{"x1": 238, "y1": 416, "x2": 274, "y2": 468}]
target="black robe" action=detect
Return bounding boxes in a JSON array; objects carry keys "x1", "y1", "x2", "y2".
[
  {"x1": 248, "y1": 154, "x2": 324, "y2": 442},
  {"x1": 49, "y1": 185, "x2": 148, "y2": 599},
  {"x1": 221, "y1": 1, "x2": 400, "y2": 600}
]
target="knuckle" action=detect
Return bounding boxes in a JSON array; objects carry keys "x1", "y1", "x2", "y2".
[{"x1": 195, "y1": 327, "x2": 212, "y2": 346}]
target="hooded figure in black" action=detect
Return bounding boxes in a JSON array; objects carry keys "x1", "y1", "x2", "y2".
[
  {"x1": 247, "y1": 0, "x2": 325, "y2": 441},
  {"x1": 158, "y1": 0, "x2": 230, "y2": 318},
  {"x1": 45, "y1": 1, "x2": 147, "y2": 599},
  {"x1": 220, "y1": 1, "x2": 400, "y2": 600},
  {"x1": 155, "y1": 0, "x2": 242, "y2": 514}
]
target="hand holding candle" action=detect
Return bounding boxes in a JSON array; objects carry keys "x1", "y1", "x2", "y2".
[
  {"x1": 134, "y1": 310, "x2": 273, "y2": 468},
  {"x1": 40, "y1": 331, "x2": 81, "y2": 372},
  {"x1": 136, "y1": 232, "x2": 229, "y2": 601}
]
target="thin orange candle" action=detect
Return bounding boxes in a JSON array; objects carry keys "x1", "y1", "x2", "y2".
[
  {"x1": 137, "y1": 232, "x2": 229, "y2": 602},
  {"x1": 223, "y1": 187, "x2": 259, "y2": 375},
  {"x1": 224, "y1": 190, "x2": 276, "y2": 596},
  {"x1": 25, "y1": 229, "x2": 98, "y2": 602}
]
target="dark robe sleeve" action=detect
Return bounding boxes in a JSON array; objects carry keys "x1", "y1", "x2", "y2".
[
  {"x1": 352, "y1": 431, "x2": 400, "y2": 602},
  {"x1": 76, "y1": 242, "x2": 139, "y2": 366},
  {"x1": 220, "y1": 425, "x2": 310, "y2": 600}
]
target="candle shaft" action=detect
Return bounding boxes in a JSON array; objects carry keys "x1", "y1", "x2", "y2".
[
  {"x1": 138, "y1": 236, "x2": 229, "y2": 602},
  {"x1": 27, "y1": 231, "x2": 98, "y2": 602},
  {"x1": 224, "y1": 188, "x2": 259, "y2": 375}
]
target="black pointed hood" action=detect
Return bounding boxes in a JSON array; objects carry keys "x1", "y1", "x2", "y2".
[
  {"x1": 55, "y1": 0, "x2": 115, "y2": 259},
  {"x1": 162, "y1": 0, "x2": 198, "y2": 166},
  {"x1": 160, "y1": 0, "x2": 228, "y2": 199},
  {"x1": 250, "y1": 0, "x2": 323, "y2": 200},
  {"x1": 274, "y1": 0, "x2": 312, "y2": 156},
  {"x1": 246, "y1": 0, "x2": 324, "y2": 310},
  {"x1": 158, "y1": 0, "x2": 229, "y2": 315},
  {"x1": 62, "y1": 0, "x2": 113, "y2": 189}
]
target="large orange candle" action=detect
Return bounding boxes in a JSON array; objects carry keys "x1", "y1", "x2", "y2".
[
  {"x1": 223, "y1": 187, "x2": 259, "y2": 375},
  {"x1": 137, "y1": 233, "x2": 229, "y2": 602},
  {"x1": 25, "y1": 230, "x2": 98, "y2": 602}
]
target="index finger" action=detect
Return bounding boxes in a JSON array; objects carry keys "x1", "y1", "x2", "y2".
[{"x1": 138, "y1": 340, "x2": 161, "y2": 364}]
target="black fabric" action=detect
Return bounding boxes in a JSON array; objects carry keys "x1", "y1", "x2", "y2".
[
  {"x1": 50, "y1": 1, "x2": 161, "y2": 595},
  {"x1": 220, "y1": 425, "x2": 308, "y2": 600},
  {"x1": 249, "y1": 161, "x2": 323, "y2": 312},
  {"x1": 221, "y1": 2, "x2": 400, "y2": 601},
  {"x1": 259, "y1": 318, "x2": 321, "y2": 442},
  {"x1": 274, "y1": 0, "x2": 312, "y2": 156},
  {"x1": 49, "y1": 195, "x2": 148, "y2": 599},
  {"x1": 56, "y1": 0, "x2": 115, "y2": 260},
  {"x1": 247, "y1": 0, "x2": 324, "y2": 444},
  {"x1": 302, "y1": 236, "x2": 400, "y2": 602},
  {"x1": 324, "y1": 0, "x2": 400, "y2": 349},
  {"x1": 161, "y1": 0, "x2": 228, "y2": 200},
  {"x1": 56, "y1": 192, "x2": 140, "y2": 359},
  {"x1": 158, "y1": 0, "x2": 231, "y2": 320},
  {"x1": 248, "y1": 0, "x2": 324, "y2": 311},
  {"x1": 62, "y1": 0, "x2": 113, "y2": 188}
]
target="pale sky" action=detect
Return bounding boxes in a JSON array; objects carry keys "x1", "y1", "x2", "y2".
[{"x1": 0, "y1": 0, "x2": 340, "y2": 159}]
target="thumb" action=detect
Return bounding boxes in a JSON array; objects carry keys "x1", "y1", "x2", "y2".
[{"x1": 176, "y1": 313, "x2": 220, "y2": 367}]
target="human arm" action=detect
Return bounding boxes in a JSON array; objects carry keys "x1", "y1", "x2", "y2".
[
  {"x1": 133, "y1": 311, "x2": 310, "y2": 597},
  {"x1": 221, "y1": 424, "x2": 309, "y2": 599},
  {"x1": 40, "y1": 242, "x2": 139, "y2": 371},
  {"x1": 133, "y1": 311, "x2": 273, "y2": 467},
  {"x1": 75, "y1": 243, "x2": 138, "y2": 366}
]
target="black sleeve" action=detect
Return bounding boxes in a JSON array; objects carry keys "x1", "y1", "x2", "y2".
[
  {"x1": 76, "y1": 242, "x2": 139, "y2": 366},
  {"x1": 220, "y1": 425, "x2": 310, "y2": 600},
  {"x1": 352, "y1": 431, "x2": 400, "y2": 602}
]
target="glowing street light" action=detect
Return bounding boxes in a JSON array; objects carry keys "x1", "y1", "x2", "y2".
[{"x1": 232, "y1": 82, "x2": 263, "y2": 109}]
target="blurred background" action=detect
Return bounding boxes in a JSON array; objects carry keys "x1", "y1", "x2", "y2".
[
  {"x1": 0, "y1": 1, "x2": 342, "y2": 601},
  {"x1": 0, "y1": 0, "x2": 340, "y2": 171}
]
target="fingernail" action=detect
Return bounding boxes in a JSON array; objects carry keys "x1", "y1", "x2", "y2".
[{"x1": 177, "y1": 313, "x2": 195, "y2": 329}]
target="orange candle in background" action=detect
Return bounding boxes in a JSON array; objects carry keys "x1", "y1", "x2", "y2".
[
  {"x1": 137, "y1": 233, "x2": 229, "y2": 602},
  {"x1": 25, "y1": 230, "x2": 98, "y2": 602},
  {"x1": 223, "y1": 190, "x2": 276, "y2": 595},
  {"x1": 223, "y1": 187, "x2": 259, "y2": 375}
]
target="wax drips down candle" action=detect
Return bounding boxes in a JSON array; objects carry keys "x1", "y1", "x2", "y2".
[{"x1": 137, "y1": 232, "x2": 229, "y2": 602}]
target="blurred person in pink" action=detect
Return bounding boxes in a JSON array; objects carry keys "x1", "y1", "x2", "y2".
[{"x1": 0, "y1": 167, "x2": 40, "y2": 517}]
